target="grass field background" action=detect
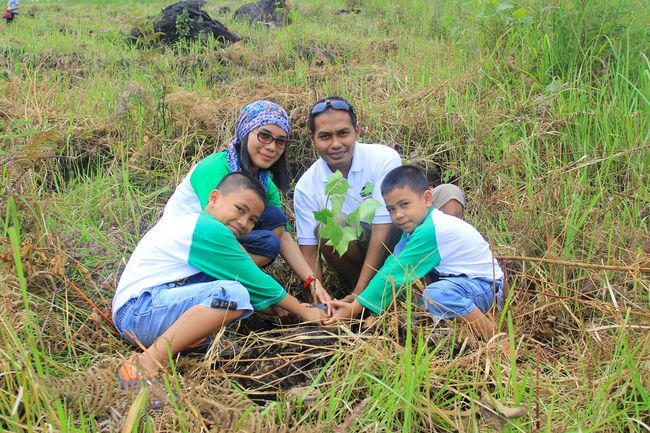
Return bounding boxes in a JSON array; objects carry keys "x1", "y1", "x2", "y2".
[{"x1": 0, "y1": 0, "x2": 648, "y2": 431}]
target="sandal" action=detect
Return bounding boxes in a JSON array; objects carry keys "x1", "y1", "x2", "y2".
[{"x1": 116, "y1": 355, "x2": 160, "y2": 392}]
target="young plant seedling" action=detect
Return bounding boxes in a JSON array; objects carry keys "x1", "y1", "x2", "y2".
[{"x1": 313, "y1": 170, "x2": 381, "y2": 256}]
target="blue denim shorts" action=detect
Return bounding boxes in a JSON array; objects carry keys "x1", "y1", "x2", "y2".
[
  {"x1": 239, "y1": 205, "x2": 286, "y2": 260},
  {"x1": 114, "y1": 280, "x2": 253, "y2": 348},
  {"x1": 423, "y1": 277, "x2": 503, "y2": 319}
]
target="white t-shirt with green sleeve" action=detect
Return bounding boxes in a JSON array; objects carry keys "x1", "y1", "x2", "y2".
[
  {"x1": 162, "y1": 151, "x2": 283, "y2": 220},
  {"x1": 294, "y1": 142, "x2": 402, "y2": 246},
  {"x1": 357, "y1": 208, "x2": 503, "y2": 314},
  {"x1": 112, "y1": 212, "x2": 287, "y2": 319}
]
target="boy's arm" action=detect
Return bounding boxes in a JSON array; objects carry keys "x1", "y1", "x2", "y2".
[
  {"x1": 351, "y1": 223, "x2": 393, "y2": 297},
  {"x1": 274, "y1": 293, "x2": 327, "y2": 324},
  {"x1": 189, "y1": 213, "x2": 287, "y2": 311},
  {"x1": 350, "y1": 148, "x2": 402, "y2": 297},
  {"x1": 356, "y1": 214, "x2": 441, "y2": 314}
]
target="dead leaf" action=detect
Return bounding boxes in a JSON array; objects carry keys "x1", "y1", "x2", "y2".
[
  {"x1": 479, "y1": 392, "x2": 527, "y2": 431},
  {"x1": 50, "y1": 250, "x2": 67, "y2": 276},
  {"x1": 362, "y1": 315, "x2": 377, "y2": 329},
  {"x1": 284, "y1": 387, "x2": 320, "y2": 405}
]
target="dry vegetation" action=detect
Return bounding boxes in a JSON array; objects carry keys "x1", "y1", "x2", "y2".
[{"x1": 0, "y1": 0, "x2": 648, "y2": 431}]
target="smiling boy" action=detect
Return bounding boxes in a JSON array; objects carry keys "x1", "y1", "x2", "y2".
[
  {"x1": 113, "y1": 172, "x2": 326, "y2": 386},
  {"x1": 327, "y1": 166, "x2": 505, "y2": 348}
]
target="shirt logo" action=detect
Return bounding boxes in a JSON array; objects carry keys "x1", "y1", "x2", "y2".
[{"x1": 360, "y1": 181, "x2": 373, "y2": 198}]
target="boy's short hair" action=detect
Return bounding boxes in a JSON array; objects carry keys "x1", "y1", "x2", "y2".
[
  {"x1": 217, "y1": 172, "x2": 267, "y2": 204},
  {"x1": 307, "y1": 96, "x2": 358, "y2": 133},
  {"x1": 381, "y1": 165, "x2": 429, "y2": 196}
]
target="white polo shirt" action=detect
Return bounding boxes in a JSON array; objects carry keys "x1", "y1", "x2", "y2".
[{"x1": 294, "y1": 142, "x2": 402, "y2": 246}]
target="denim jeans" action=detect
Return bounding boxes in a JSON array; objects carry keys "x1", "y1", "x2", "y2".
[
  {"x1": 423, "y1": 277, "x2": 503, "y2": 319},
  {"x1": 114, "y1": 279, "x2": 253, "y2": 348}
]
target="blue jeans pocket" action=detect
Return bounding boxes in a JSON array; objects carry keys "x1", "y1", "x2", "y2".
[{"x1": 132, "y1": 291, "x2": 155, "y2": 316}]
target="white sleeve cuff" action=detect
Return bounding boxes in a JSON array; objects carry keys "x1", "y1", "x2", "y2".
[{"x1": 297, "y1": 237, "x2": 319, "y2": 246}]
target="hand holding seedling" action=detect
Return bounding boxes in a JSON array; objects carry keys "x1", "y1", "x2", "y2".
[
  {"x1": 308, "y1": 278, "x2": 333, "y2": 315},
  {"x1": 323, "y1": 299, "x2": 364, "y2": 325}
]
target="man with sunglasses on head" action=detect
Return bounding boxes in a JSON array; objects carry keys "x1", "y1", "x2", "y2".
[{"x1": 294, "y1": 96, "x2": 467, "y2": 302}]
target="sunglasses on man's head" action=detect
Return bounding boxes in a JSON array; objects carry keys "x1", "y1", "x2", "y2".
[
  {"x1": 310, "y1": 99, "x2": 354, "y2": 115},
  {"x1": 254, "y1": 130, "x2": 289, "y2": 149}
]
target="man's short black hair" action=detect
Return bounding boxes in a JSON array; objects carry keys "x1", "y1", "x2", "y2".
[
  {"x1": 216, "y1": 172, "x2": 267, "y2": 205},
  {"x1": 381, "y1": 165, "x2": 430, "y2": 197},
  {"x1": 307, "y1": 96, "x2": 358, "y2": 133}
]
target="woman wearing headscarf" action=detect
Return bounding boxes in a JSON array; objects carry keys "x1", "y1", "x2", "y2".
[{"x1": 162, "y1": 100, "x2": 332, "y2": 310}]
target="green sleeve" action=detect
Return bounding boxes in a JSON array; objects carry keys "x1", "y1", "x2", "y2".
[
  {"x1": 188, "y1": 213, "x2": 287, "y2": 310},
  {"x1": 266, "y1": 179, "x2": 292, "y2": 232},
  {"x1": 266, "y1": 180, "x2": 282, "y2": 208},
  {"x1": 190, "y1": 153, "x2": 287, "y2": 229},
  {"x1": 190, "y1": 152, "x2": 231, "y2": 210},
  {"x1": 357, "y1": 213, "x2": 441, "y2": 314}
]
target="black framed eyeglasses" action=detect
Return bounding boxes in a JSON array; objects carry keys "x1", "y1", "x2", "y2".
[
  {"x1": 310, "y1": 99, "x2": 355, "y2": 116},
  {"x1": 254, "y1": 130, "x2": 289, "y2": 149}
]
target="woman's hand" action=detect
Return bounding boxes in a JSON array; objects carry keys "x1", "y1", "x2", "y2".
[{"x1": 309, "y1": 279, "x2": 333, "y2": 316}]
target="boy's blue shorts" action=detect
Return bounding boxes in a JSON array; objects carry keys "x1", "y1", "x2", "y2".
[
  {"x1": 239, "y1": 205, "x2": 287, "y2": 260},
  {"x1": 423, "y1": 277, "x2": 503, "y2": 319},
  {"x1": 114, "y1": 280, "x2": 254, "y2": 348}
]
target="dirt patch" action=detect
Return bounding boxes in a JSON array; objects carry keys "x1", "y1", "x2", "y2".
[{"x1": 219, "y1": 325, "x2": 340, "y2": 401}]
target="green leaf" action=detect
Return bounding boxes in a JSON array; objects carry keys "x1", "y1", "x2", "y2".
[
  {"x1": 357, "y1": 199, "x2": 382, "y2": 223},
  {"x1": 325, "y1": 170, "x2": 350, "y2": 196},
  {"x1": 512, "y1": 7, "x2": 527, "y2": 21},
  {"x1": 330, "y1": 195, "x2": 345, "y2": 216},
  {"x1": 313, "y1": 208, "x2": 333, "y2": 224},
  {"x1": 333, "y1": 226, "x2": 359, "y2": 256},
  {"x1": 321, "y1": 223, "x2": 342, "y2": 245},
  {"x1": 347, "y1": 208, "x2": 361, "y2": 226}
]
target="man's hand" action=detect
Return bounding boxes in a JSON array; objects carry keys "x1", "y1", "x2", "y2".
[
  {"x1": 299, "y1": 307, "x2": 327, "y2": 325},
  {"x1": 309, "y1": 279, "x2": 333, "y2": 316},
  {"x1": 323, "y1": 300, "x2": 364, "y2": 325},
  {"x1": 340, "y1": 292, "x2": 358, "y2": 303}
]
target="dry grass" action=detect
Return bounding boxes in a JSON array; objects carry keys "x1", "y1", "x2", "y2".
[{"x1": 0, "y1": 0, "x2": 648, "y2": 431}]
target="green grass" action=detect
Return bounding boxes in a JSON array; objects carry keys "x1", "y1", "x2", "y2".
[{"x1": 1, "y1": 0, "x2": 648, "y2": 431}]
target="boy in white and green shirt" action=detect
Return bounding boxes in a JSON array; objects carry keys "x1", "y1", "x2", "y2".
[
  {"x1": 113, "y1": 172, "x2": 325, "y2": 386},
  {"x1": 327, "y1": 166, "x2": 506, "y2": 347}
]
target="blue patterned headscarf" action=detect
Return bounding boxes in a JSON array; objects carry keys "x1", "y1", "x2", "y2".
[{"x1": 227, "y1": 100, "x2": 291, "y2": 191}]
